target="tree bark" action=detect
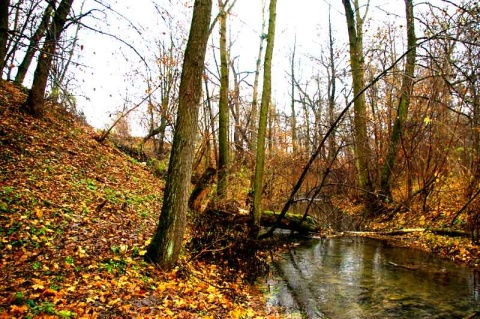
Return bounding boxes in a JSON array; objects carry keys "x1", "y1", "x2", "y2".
[
  {"x1": 145, "y1": 0, "x2": 212, "y2": 269},
  {"x1": 204, "y1": 77, "x2": 219, "y2": 167},
  {"x1": 249, "y1": 0, "x2": 266, "y2": 155},
  {"x1": 22, "y1": 0, "x2": 74, "y2": 117},
  {"x1": 0, "y1": 0, "x2": 9, "y2": 70},
  {"x1": 290, "y1": 38, "x2": 297, "y2": 153},
  {"x1": 342, "y1": 0, "x2": 375, "y2": 204},
  {"x1": 217, "y1": 0, "x2": 229, "y2": 198},
  {"x1": 326, "y1": 9, "x2": 337, "y2": 162},
  {"x1": 380, "y1": 0, "x2": 416, "y2": 200},
  {"x1": 252, "y1": 0, "x2": 277, "y2": 237}
]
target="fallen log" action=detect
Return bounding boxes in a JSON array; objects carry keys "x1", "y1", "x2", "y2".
[
  {"x1": 260, "y1": 212, "x2": 319, "y2": 234},
  {"x1": 387, "y1": 261, "x2": 421, "y2": 270},
  {"x1": 464, "y1": 311, "x2": 480, "y2": 319},
  {"x1": 345, "y1": 228, "x2": 425, "y2": 236},
  {"x1": 344, "y1": 228, "x2": 469, "y2": 238}
]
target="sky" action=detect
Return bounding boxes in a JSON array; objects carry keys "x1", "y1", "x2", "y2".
[{"x1": 73, "y1": 0, "x2": 410, "y2": 135}]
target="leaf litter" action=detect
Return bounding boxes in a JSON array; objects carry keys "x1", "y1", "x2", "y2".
[{"x1": 0, "y1": 81, "x2": 279, "y2": 318}]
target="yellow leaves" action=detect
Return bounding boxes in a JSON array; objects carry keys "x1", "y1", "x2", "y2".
[
  {"x1": 419, "y1": 215, "x2": 426, "y2": 226},
  {"x1": 164, "y1": 308, "x2": 175, "y2": 316},
  {"x1": 77, "y1": 246, "x2": 86, "y2": 257},
  {"x1": 35, "y1": 207, "x2": 43, "y2": 218},
  {"x1": 174, "y1": 299, "x2": 187, "y2": 307},
  {"x1": 207, "y1": 293, "x2": 217, "y2": 303},
  {"x1": 206, "y1": 285, "x2": 216, "y2": 293},
  {"x1": 119, "y1": 243, "x2": 128, "y2": 253},
  {"x1": 107, "y1": 298, "x2": 121, "y2": 307},
  {"x1": 228, "y1": 306, "x2": 256, "y2": 319},
  {"x1": 31, "y1": 278, "x2": 47, "y2": 291}
]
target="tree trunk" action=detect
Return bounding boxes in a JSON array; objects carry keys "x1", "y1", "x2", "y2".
[
  {"x1": 249, "y1": 0, "x2": 266, "y2": 155},
  {"x1": 342, "y1": 0, "x2": 374, "y2": 200},
  {"x1": 22, "y1": 0, "x2": 74, "y2": 117},
  {"x1": 252, "y1": 0, "x2": 277, "y2": 237},
  {"x1": 290, "y1": 39, "x2": 297, "y2": 153},
  {"x1": 204, "y1": 77, "x2": 219, "y2": 167},
  {"x1": 16, "y1": 2, "x2": 53, "y2": 84},
  {"x1": 145, "y1": 0, "x2": 212, "y2": 269},
  {"x1": 0, "y1": 0, "x2": 9, "y2": 70},
  {"x1": 380, "y1": 0, "x2": 416, "y2": 200},
  {"x1": 326, "y1": 9, "x2": 337, "y2": 162},
  {"x1": 217, "y1": 0, "x2": 229, "y2": 198},
  {"x1": 230, "y1": 63, "x2": 246, "y2": 158}
]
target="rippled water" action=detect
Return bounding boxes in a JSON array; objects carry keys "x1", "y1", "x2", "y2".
[{"x1": 264, "y1": 237, "x2": 480, "y2": 318}]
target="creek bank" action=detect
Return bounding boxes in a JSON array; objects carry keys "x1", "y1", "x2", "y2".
[{"x1": 329, "y1": 227, "x2": 480, "y2": 269}]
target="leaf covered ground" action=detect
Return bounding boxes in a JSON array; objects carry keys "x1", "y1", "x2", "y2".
[{"x1": 0, "y1": 81, "x2": 279, "y2": 318}]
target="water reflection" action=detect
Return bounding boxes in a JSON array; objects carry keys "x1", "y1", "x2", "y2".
[{"x1": 265, "y1": 237, "x2": 480, "y2": 318}]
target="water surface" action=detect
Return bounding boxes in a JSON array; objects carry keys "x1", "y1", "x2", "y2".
[{"x1": 264, "y1": 237, "x2": 480, "y2": 318}]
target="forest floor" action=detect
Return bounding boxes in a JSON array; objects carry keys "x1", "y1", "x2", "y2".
[{"x1": 0, "y1": 81, "x2": 280, "y2": 319}]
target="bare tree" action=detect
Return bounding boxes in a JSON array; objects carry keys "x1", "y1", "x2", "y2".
[
  {"x1": 14, "y1": 1, "x2": 53, "y2": 84},
  {"x1": 22, "y1": 0, "x2": 75, "y2": 117}
]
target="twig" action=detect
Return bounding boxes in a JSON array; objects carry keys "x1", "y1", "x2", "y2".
[{"x1": 450, "y1": 188, "x2": 480, "y2": 226}]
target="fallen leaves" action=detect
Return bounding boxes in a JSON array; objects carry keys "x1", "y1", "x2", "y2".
[{"x1": 0, "y1": 81, "x2": 277, "y2": 318}]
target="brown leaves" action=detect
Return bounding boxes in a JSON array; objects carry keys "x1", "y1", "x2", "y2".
[{"x1": 0, "y1": 81, "x2": 276, "y2": 318}]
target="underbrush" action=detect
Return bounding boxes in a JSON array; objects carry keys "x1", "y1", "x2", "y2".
[{"x1": 187, "y1": 209, "x2": 278, "y2": 283}]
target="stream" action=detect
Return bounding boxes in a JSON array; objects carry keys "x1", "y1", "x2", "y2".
[{"x1": 263, "y1": 237, "x2": 480, "y2": 318}]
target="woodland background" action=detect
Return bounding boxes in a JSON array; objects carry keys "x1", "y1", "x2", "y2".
[{"x1": 1, "y1": 0, "x2": 480, "y2": 317}]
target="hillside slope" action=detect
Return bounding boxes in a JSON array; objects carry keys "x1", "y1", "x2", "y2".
[{"x1": 0, "y1": 81, "x2": 274, "y2": 318}]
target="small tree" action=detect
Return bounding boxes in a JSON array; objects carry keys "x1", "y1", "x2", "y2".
[{"x1": 217, "y1": 0, "x2": 229, "y2": 198}]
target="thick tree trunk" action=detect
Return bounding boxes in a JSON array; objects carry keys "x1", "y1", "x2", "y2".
[
  {"x1": 0, "y1": 0, "x2": 9, "y2": 70},
  {"x1": 217, "y1": 0, "x2": 229, "y2": 198},
  {"x1": 252, "y1": 0, "x2": 277, "y2": 237},
  {"x1": 23, "y1": 0, "x2": 74, "y2": 117},
  {"x1": 145, "y1": 0, "x2": 212, "y2": 269},
  {"x1": 380, "y1": 0, "x2": 416, "y2": 200}
]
